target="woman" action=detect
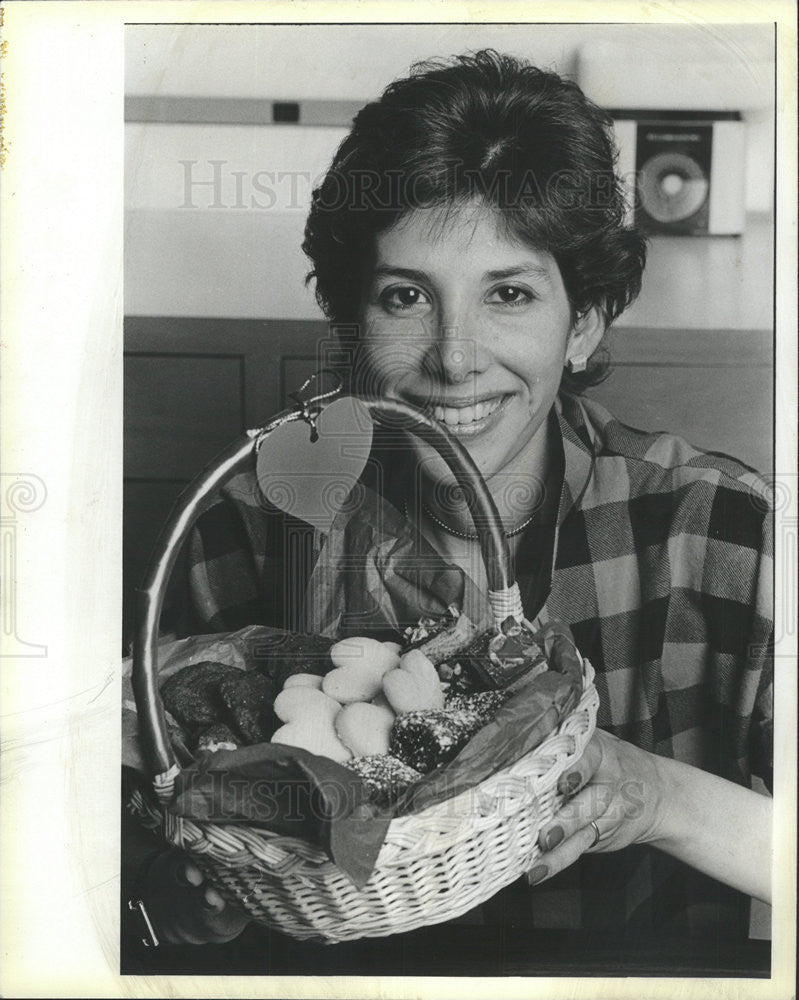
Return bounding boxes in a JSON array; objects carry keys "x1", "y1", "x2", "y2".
[{"x1": 123, "y1": 50, "x2": 773, "y2": 956}]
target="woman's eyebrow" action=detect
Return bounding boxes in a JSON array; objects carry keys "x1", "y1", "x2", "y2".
[
  {"x1": 370, "y1": 266, "x2": 430, "y2": 282},
  {"x1": 483, "y1": 264, "x2": 551, "y2": 283}
]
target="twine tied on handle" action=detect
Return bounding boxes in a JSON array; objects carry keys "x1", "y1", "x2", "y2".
[
  {"x1": 487, "y1": 581, "x2": 525, "y2": 624},
  {"x1": 250, "y1": 370, "x2": 343, "y2": 449}
]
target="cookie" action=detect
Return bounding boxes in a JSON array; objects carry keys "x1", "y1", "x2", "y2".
[
  {"x1": 346, "y1": 754, "x2": 422, "y2": 808},
  {"x1": 254, "y1": 630, "x2": 335, "y2": 686},
  {"x1": 220, "y1": 671, "x2": 278, "y2": 745},
  {"x1": 444, "y1": 689, "x2": 510, "y2": 720},
  {"x1": 335, "y1": 702, "x2": 395, "y2": 757},
  {"x1": 404, "y1": 609, "x2": 481, "y2": 665},
  {"x1": 389, "y1": 708, "x2": 485, "y2": 774},
  {"x1": 160, "y1": 661, "x2": 241, "y2": 726}
]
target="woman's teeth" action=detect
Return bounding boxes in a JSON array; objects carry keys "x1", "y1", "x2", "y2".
[{"x1": 431, "y1": 397, "x2": 503, "y2": 426}]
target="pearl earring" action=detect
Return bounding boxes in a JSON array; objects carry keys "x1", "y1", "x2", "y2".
[{"x1": 567, "y1": 354, "x2": 587, "y2": 373}]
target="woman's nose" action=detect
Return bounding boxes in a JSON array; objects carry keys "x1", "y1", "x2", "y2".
[{"x1": 425, "y1": 319, "x2": 486, "y2": 385}]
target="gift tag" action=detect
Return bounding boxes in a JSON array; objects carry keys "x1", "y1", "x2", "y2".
[{"x1": 256, "y1": 395, "x2": 373, "y2": 533}]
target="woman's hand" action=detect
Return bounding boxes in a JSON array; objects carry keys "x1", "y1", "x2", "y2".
[
  {"x1": 528, "y1": 729, "x2": 665, "y2": 884},
  {"x1": 527, "y1": 728, "x2": 772, "y2": 904},
  {"x1": 142, "y1": 849, "x2": 251, "y2": 945}
]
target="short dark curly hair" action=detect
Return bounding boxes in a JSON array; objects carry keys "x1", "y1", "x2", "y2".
[{"x1": 302, "y1": 49, "x2": 647, "y2": 392}]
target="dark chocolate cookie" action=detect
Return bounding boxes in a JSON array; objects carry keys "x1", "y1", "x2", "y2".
[
  {"x1": 220, "y1": 671, "x2": 277, "y2": 745},
  {"x1": 346, "y1": 754, "x2": 422, "y2": 808},
  {"x1": 160, "y1": 661, "x2": 241, "y2": 726},
  {"x1": 444, "y1": 689, "x2": 510, "y2": 720},
  {"x1": 390, "y1": 708, "x2": 486, "y2": 774},
  {"x1": 251, "y1": 630, "x2": 335, "y2": 686}
]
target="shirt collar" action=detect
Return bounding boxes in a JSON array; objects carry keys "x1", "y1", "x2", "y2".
[{"x1": 553, "y1": 393, "x2": 599, "y2": 526}]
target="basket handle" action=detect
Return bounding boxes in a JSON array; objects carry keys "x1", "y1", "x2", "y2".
[{"x1": 132, "y1": 396, "x2": 520, "y2": 779}]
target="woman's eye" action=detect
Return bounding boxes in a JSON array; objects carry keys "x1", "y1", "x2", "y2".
[
  {"x1": 379, "y1": 286, "x2": 431, "y2": 313},
  {"x1": 486, "y1": 285, "x2": 534, "y2": 307}
]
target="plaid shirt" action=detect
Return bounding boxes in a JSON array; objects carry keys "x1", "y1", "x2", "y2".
[{"x1": 182, "y1": 392, "x2": 773, "y2": 939}]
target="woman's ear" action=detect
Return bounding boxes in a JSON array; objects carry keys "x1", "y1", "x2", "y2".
[{"x1": 566, "y1": 306, "x2": 606, "y2": 368}]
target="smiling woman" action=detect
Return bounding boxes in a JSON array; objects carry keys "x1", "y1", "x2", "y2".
[{"x1": 124, "y1": 49, "x2": 774, "y2": 967}]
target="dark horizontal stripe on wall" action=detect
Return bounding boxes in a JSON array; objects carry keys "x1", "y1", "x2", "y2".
[
  {"x1": 125, "y1": 96, "x2": 364, "y2": 127},
  {"x1": 125, "y1": 350, "x2": 244, "y2": 361},
  {"x1": 611, "y1": 361, "x2": 771, "y2": 369},
  {"x1": 609, "y1": 109, "x2": 742, "y2": 121},
  {"x1": 124, "y1": 477, "x2": 191, "y2": 485}
]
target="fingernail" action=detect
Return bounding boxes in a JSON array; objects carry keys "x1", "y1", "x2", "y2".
[
  {"x1": 184, "y1": 865, "x2": 203, "y2": 887},
  {"x1": 202, "y1": 889, "x2": 222, "y2": 912},
  {"x1": 544, "y1": 826, "x2": 564, "y2": 851},
  {"x1": 528, "y1": 864, "x2": 548, "y2": 885},
  {"x1": 566, "y1": 772, "x2": 581, "y2": 793}
]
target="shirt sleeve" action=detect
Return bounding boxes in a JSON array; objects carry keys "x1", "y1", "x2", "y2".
[
  {"x1": 662, "y1": 465, "x2": 775, "y2": 794},
  {"x1": 717, "y1": 478, "x2": 774, "y2": 795},
  {"x1": 745, "y1": 508, "x2": 774, "y2": 794}
]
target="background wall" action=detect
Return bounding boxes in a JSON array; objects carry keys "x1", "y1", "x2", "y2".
[{"x1": 125, "y1": 22, "x2": 775, "y2": 325}]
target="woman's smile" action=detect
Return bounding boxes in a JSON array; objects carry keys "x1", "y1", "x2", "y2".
[{"x1": 408, "y1": 392, "x2": 510, "y2": 435}]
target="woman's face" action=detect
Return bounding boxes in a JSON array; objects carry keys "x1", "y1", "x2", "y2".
[{"x1": 359, "y1": 201, "x2": 600, "y2": 490}]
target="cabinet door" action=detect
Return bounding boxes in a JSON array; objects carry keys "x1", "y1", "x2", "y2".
[
  {"x1": 587, "y1": 327, "x2": 772, "y2": 475},
  {"x1": 122, "y1": 316, "x2": 326, "y2": 645}
]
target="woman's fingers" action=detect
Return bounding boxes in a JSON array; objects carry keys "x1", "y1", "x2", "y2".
[
  {"x1": 538, "y1": 780, "x2": 613, "y2": 853},
  {"x1": 556, "y1": 730, "x2": 603, "y2": 797},
  {"x1": 171, "y1": 886, "x2": 249, "y2": 944},
  {"x1": 167, "y1": 852, "x2": 203, "y2": 887},
  {"x1": 199, "y1": 891, "x2": 251, "y2": 941},
  {"x1": 528, "y1": 730, "x2": 676, "y2": 888},
  {"x1": 202, "y1": 886, "x2": 225, "y2": 913},
  {"x1": 528, "y1": 818, "x2": 610, "y2": 885},
  {"x1": 148, "y1": 849, "x2": 250, "y2": 944}
]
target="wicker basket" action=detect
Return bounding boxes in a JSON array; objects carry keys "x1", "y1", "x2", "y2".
[{"x1": 129, "y1": 390, "x2": 599, "y2": 943}]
